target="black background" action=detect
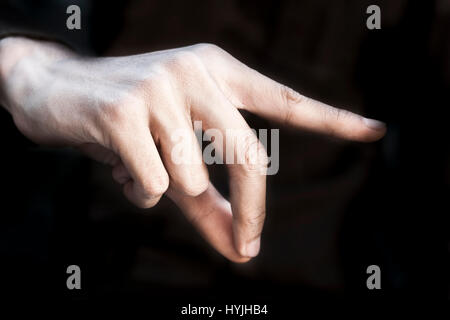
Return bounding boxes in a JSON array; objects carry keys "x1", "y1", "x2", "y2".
[{"x1": 0, "y1": 0, "x2": 447, "y2": 313}]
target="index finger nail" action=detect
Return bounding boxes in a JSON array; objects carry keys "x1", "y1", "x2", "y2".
[{"x1": 363, "y1": 117, "x2": 386, "y2": 131}]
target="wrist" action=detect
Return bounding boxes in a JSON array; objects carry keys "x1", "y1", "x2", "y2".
[
  {"x1": 0, "y1": 37, "x2": 20, "y2": 109},
  {"x1": 0, "y1": 37, "x2": 39, "y2": 112},
  {"x1": 0, "y1": 37, "x2": 74, "y2": 113}
]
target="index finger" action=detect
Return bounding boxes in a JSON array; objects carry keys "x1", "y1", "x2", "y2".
[{"x1": 226, "y1": 61, "x2": 386, "y2": 142}]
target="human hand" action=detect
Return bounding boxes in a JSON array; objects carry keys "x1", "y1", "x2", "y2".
[{"x1": 0, "y1": 37, "x2": 386, "y2": 262}]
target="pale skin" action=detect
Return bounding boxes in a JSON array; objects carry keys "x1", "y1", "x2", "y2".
[{"x1": 0, "y1": 37, "x2": 386, "y2": 263}]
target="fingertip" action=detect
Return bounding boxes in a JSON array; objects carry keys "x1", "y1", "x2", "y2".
[
  {"x1": 226, "y1": 240, "x2": 254, "y2": 263},
  {"x1": 363, "y1": 117, "x2": 386, "y2": 131},
  {"x1": 245, "y1": 237, "x2": 261, "y2": 258},
  {"x1": 233, "y1": 232, "x2": 261, "y2": 259},
  {"x1": 229, "y1": 255, "x2": 252, "y2": 264},
  {"x1": 360, "y1": 117, "x2": 387, "y2": 142}
]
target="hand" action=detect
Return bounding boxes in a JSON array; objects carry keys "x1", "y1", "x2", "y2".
[{"x1": 0, "y1": 37, "x2": 386, "y2": 262}]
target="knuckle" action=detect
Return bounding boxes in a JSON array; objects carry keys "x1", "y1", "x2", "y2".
[
  {"x1": 165, "y1": 50, "x2": 203, "y2": 74},
  {"x1": 191, "y1": 43, "x2": 230, "y2": 63},
  {"x1": 192, "y1": 43, "x2": 222, "y2": 55},
  {"x1": 280, "y1": 85, "x2": 303, "y2": 105},
  {"x1": 239, "y1": 209, "x2": 266, "y2": 231},
  {"x1": 278, "y1": 85, "x2": 303, "y2": 125},
  {"x1": 239, "y1": 134, "x2": 268, "y2": 174},
  {"x1": 321, "y1": 107, "x2": 352, "y2": 134},
  {"x1": 324, "y1": 106, "x2": 349, "y2": 123},
  {"x1": 175, "y1": 50, "x2": 200, "y2": 63},
  {"x1": 142, "y1": 174, "x2": 169, "y2": 197},
  {"x1": 124, "y1": 182, "x2": 161, "y2": 209}
]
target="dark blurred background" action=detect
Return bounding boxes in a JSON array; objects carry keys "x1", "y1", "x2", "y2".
[{"x1": 0, "y1": 0, "x2": 447, "y2": 310}]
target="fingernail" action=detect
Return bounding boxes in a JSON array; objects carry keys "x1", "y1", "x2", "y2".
[
  {"x1": 363, "y1": 117, "x2": 386, "y2": 130},
  {"x1": 245, "y1": 238, "x2": 261, "y2": 258}
]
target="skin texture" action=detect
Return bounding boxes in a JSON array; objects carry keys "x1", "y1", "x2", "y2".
[{"x1": 0, "y1": 37, "x2": 386, "y2": 263}]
